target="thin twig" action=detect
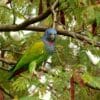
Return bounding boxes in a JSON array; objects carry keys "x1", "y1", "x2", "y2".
[
  {"x1": 0, "y1": 57, "x2": 16, "y2": 65},
  {"x1": 0, "y1": 67, "x2": 9, "y2": 71},
  {"x1": 51, "y1": 0, "x2": 58, "y2": 28},
  {"x1": 0, "y1": 49, "x2": 23, "y2": 55}
]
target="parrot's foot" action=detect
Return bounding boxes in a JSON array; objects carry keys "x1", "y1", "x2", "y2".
[
  {"x1": 32, "y1": 71, "x2": 37, "y2": 77},
  {"x1": 40, "y1": 67, "x2": 48, "y2": 73},
  {"x1": 32, "y1": 71, "x2": 41, "y2": 79},
  {"x1": 38, "y1": 71, "x2": 44, "y2": 78},
  {"x1": 32, "y1": 70, "x2": 46, "y2": 79}
]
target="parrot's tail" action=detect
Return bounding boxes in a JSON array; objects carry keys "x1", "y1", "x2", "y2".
[
  {"x1": 8, "y1": 65, "x2": 15, "y2": 72},
  {"x1": 7, "y1": 65, "x2": 16, "y2": 80},
  {"x1": 8, "y1": 73, "x2": 15, "y2": 80},
  {"x1": 8, "y1": 67, "x2": 27, "y2": 80}
]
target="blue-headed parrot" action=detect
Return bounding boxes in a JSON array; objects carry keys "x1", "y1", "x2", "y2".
[{"x1": 8, "y1": 28, "x2": 57, "y2": 80}]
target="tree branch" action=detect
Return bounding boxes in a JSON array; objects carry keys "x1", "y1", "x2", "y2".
[
  {"x1": 0, "y1": 0, "x2": 59, "y2": 31},
  {"x1": 0, "y1": 86, "x2": 14, "y2": 99},
  {"x1": 0, "y1": 57, "x2": 16, "y2": 65},
  {"x1": 0, "y1": 67, "x2": 9, "y2": 71},
  {"x1": 0, "y1": 0, "x2": 99, "y2": 47},
  {"x1": 25, "y1": 26, "x2": 100, "y2": 47},
  {"x1": 57, "y1": 29, "x2": 100, "y2": 47},
  {"x1": 0, "y1": 25, "x2": 99, "y2": 47},
  {"x1": 1, "y1": 48, "x2": 23, "y2": 55}
]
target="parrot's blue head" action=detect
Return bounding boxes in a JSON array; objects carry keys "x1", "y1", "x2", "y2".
[
  {"x1": 43, "y1": 28, "x2": 57, "y2": 42},
  {"x1": 42, "y1": 28, "x2": 57, "y2": 54}
]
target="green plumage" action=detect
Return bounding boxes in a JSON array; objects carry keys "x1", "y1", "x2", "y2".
[{"x1": 9, "y1": 41, "x2": 49, "y2": 79}]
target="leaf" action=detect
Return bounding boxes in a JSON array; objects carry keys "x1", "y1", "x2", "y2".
[
  {"x1": 12, "y1": 75, "x2": 30, "y2": 92},
  {"x1": 76, "y1": 87, "x2": 89, "y2": 100},
  {"x1": 19, "y1": 94, "x2": 39, "y2": 100},
  {"x1": 0, "y1": 6, "x2": 12, "y2": 24},
  {"x1": 95, "y1": 7, "x2": 100, "y2": 25},
  {"x1": 82, "y1": 73, "x2": 100, "y2": 89},
  {"x1": 82, "y1": 6, "x2": 96, "y2": 24},
  {"x1": 78, "y1": 49, "x2": 91, "y2": 66}
]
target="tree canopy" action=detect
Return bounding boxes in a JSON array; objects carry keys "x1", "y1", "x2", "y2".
[{"x1": 0, "y1": 0, "x2": 100, "y2": 100}]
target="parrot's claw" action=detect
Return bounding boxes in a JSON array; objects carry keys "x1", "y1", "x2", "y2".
[{"x1": 32, "y1": 71, "x2": 40, "y2": 79}]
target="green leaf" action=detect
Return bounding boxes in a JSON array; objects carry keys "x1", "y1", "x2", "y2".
[
  {"x1": 12, "y1": 75, "x2": 30, "y2": 92},
  {"x1": 82, "y1": 73, "x2": 100, "y2": 89},
  {"x1": 95, "y1": 6, "x2": 100, "y2": 25},
  {"x1": 19, "y1": 95, "x2": 39, "y2": 100}
]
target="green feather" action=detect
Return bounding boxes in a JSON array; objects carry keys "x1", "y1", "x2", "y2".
[{"x1": 12, "y1": 41, "x2": 49, "y2": 74}]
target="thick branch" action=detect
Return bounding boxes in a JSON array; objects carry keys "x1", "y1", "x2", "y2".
[
  {"x1": 57, "y1": 30, "x2": 100, "y2": 47},
  {"x1": 0, "y1": 0, "x2": 99, "y2": 47},
  {"x1": 0, "y1": 0, "x2": 59, "y2": 31},
  {"x1": 0, "y1": 25, "x2": 99, "y2": 47},
  {"x1": 25, "y1": 26, "x2": 100, "y2": 47}
]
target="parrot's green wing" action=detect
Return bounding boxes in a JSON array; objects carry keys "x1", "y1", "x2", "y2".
[{"x1": 13, "y1": 41, "x2": 46, "y2": 73}]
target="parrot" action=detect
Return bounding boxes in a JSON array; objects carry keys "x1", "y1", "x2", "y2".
[{"x1": 8, "y1": 28, "x2": 57, "y2": 80}]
